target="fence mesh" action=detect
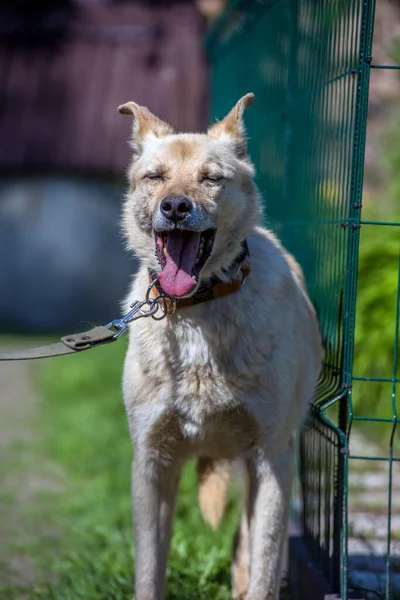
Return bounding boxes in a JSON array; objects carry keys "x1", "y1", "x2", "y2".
[{"x1": 207, "y1": 1, "x2": 399, "y2": 598}]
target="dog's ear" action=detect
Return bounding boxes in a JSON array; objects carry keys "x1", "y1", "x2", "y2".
[
  {"x1": 207, "y1": 93, "x2": 254, "y2": 157},
  {"x1": 118, "y1": 102, "x2": 173, "y2": 158}
]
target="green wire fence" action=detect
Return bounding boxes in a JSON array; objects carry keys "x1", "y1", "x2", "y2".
[{"x1": 207, "y1": 1, "x2": 400, "y2": 598}]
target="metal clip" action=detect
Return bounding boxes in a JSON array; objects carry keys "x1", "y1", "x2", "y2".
[
  {"x1": 106, "y1": 279, "x2": 170, "y2": 337},
  {"x1": 106, "y1": 319, "x2": 129, "y2": 338},
  {"x1": 146, "y1": 278, "x2": 176, "y2": 319}
]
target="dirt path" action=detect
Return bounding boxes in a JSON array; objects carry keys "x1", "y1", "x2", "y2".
[
  {"x1": 347, "y1": 433, "x2": 400, "y2": 597},
  {"x1": 0, "y1": 346, "x2": 63, "y2": 592}
]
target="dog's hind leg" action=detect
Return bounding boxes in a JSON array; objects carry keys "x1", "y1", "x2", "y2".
[
  {"x1": 245, "y1": 445, "x2": 293, "y2": 600},
  {"x1": 197, "y1": 458, "x2": 232, "y2": 529},
  {"x1": 132, "y1": 456, "x2": 181, "y2": 600}
]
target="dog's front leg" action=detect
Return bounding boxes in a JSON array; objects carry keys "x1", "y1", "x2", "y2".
[
  {"x1": 132, "y1": 454, "x2": 180, "y2": 600},
  {"x1": 246, "y1": 446, "x2": 293, "y2": 600}
]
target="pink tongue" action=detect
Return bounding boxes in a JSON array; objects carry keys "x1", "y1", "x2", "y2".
[{"x1": 158, "y1": 231, "x2": 200, "y2": 297}]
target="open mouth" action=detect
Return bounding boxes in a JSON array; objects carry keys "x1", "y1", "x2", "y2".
[{"x1": 155, "y1": 229, "x2": 216, "y2": 297}]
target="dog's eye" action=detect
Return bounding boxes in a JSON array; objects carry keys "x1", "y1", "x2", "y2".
[
  {"x1": 202, "y1": 175, "x2": 223, "y2": 183},
  {"x1": 144, "y1": 173, "x2": 164, "y2": 181}
]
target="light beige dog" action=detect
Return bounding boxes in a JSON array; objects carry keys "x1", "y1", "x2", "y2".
[{"x1": 119, "y1": 93, "x2": 322, "y2": 600}]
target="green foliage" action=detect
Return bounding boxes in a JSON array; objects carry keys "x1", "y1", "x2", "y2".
[
  {"x1": 353, "y1": 210, "x2": 399, "y2": 419},
  {"x1": 1, "y1": 340, "x2": 241, "y2": 600},
  {"x1": 352, "y1": 108, "x2": 400, "y2": 425},
  {"x1": 381, "y1": 117, "x2": 400, "y2": 214}
]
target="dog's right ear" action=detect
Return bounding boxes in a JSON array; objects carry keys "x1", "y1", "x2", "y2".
[{"x1": 118, "y1": 102, "x2": 173, "y2": 159}]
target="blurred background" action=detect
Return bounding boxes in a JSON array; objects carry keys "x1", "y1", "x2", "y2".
[
  {"x1": 0, "y1": 0, "x2": 208, "y2": 333},
  {"x1": 0, "y1": 1, "x2": 399, "y2": 599}
]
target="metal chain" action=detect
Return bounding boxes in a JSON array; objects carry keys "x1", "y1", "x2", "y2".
[{"x1": 105, "y1": 279, "x2": 176, "y2": 338}]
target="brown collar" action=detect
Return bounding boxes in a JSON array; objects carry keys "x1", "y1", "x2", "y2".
[{"x1": 148, "y1": 240, "x2": 251, "y2": 313}]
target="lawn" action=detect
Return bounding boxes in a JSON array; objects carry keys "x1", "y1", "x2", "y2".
[{"x1": 0, "y1": 337, "x2": 242, "y2": 600}]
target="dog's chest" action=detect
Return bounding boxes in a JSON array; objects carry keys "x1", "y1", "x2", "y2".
[
  {"x1": 144, "y1": 398, "x2": 260, "y2": 461},
  {"x1": 165, "y1": 321, "x2": 248, "y2": 404},
  {"x1": 134, "y1": 309, "x2": 268, "y2": 408},
  {"x1": 158, "y1": 322, "x2": 261, "y2": 453},
  {"x1": 129, "y1": 307, "x2": 272, "y2": 457}
]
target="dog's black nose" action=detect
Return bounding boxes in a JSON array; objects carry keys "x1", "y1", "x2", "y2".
[{"x1": 160, "y1": 196, "x2": 192, "y2": 222}]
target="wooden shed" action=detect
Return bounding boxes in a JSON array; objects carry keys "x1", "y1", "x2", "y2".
[
  {"x1": 0, "y1": 0, "x2": 207, "y2": 178},
  {"x1": 0, "y1": 1, "x2": 208, "y2": 332}
]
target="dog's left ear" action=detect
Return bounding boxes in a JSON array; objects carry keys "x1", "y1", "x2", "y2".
[
  {"x1": 207, "y1": 93, "x2": 254, "y2": 157},
  {"x1": 118, "y1": 101, "x2": 173, "y2": 159}
]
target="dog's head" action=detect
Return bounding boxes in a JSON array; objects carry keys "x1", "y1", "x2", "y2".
[{"x1": 120, "y1": 93, "x2": 261, "y2": 298}]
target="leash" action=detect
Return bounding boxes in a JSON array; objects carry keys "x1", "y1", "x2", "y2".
[
  {"x1": 0, "y1": 243, "x2": 251, "y2": 362},
  {"x1": 0, "y1": 280, "x2": 174, "y2": 362}
]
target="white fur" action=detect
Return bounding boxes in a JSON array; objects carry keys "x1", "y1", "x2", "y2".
[{"x1": 119, "y1": 96, "x2": 322, "y2": 600}]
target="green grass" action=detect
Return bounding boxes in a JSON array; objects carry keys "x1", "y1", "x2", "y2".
[{"x1": 1, "y1": 339, "x2": 242, "y2": 600}]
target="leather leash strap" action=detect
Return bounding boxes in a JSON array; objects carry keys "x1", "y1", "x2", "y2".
[
  {"x1": 0, "y1": 241, "x2": 251, "y2": 361},
  {"x1": 0, "y1": 326, "x2": 117, "y2": 361}
]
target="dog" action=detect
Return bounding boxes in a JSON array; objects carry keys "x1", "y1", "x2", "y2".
[{"x1": 119, "y1": 93, "x2": 322, "y2": 600}]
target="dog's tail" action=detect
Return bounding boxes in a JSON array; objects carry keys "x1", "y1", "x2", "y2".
[{"x1": 197, "y1": 458, "x2": 232, "y2": 530}]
